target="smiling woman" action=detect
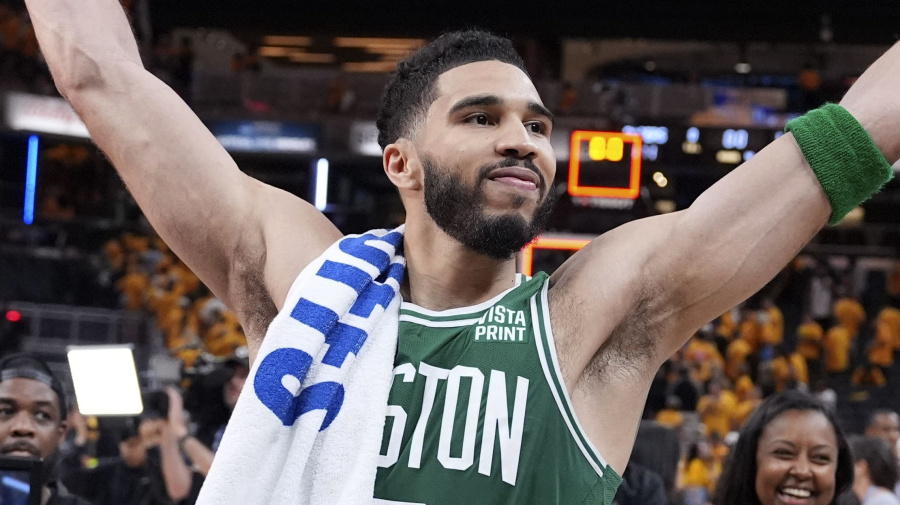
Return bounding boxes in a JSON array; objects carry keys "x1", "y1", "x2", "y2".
[{"x1": 713, "y1": 390, "x2": 855, "y2": 505}]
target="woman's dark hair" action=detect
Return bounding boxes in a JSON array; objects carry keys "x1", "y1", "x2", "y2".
[
  {"x1": 713, "y1": 390, "x2": 853, "y2": 505},
  {"x1": 375, "y1": 29, "x2": 528, "y2": 149},
  {"x1": 849, "y1": 435, "x2": 899, "y2": 490}
]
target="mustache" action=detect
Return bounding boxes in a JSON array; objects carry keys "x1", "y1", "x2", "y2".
[
  {"x1": 0, "y1": 441, "x2": 41, "y2": 457},
  {"x1": 477, "y1": 157, "x2": 545, "y2": 191}
]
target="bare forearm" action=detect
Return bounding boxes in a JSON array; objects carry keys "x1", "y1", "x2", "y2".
[
  {"x1": 181, "y1": 437, "x2": 215, "y2": 476},
  {"x1": 159, "y1": 429, "x2": 194, "y2": 501},
  {"x1": 662, "y1": 134, "x2": 830, "y2": 340},
  {"x1": 24, "y1": 0, "x2": 141, "y2": 95}
]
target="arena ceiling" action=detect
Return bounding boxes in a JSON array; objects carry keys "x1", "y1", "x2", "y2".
[{"x1": 153, "y1": 0, "x2": 900, "y2": 45}]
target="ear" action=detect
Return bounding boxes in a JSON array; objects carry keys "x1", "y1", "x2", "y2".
[
  {"x1": 383, "y1": 138, "x2": 423, "y2": 191},
  {"x1": 57, "y1": 419, "x2": 68, "y2": 444}
]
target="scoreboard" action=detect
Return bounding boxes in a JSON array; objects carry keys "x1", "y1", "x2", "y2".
[
  {"x1": 565, "y1": 125, "x2": 788, "y2": 200},
  {"x1": 618, "y1": 124, "x2": 784, "y2": 167}
]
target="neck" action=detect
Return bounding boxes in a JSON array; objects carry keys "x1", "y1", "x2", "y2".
[
  {"x1": 853, "y1": 475, "x2": 872, "y2": 500},
  {"x1": 401, "y1": 219, "x2": 520, "y2": 311}
]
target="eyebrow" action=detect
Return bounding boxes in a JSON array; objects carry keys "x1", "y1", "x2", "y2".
[
  {"x1": 447, "y1": 94, "x2": 555, "y2": 126},
  {"x1": 0, "y1": 397, "x2": 55, "y2": 409},
  {"x1": 770, "y1": 440, "x2": 835, "y2": 452}
]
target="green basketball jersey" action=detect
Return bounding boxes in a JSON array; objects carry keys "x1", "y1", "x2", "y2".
[{"x1": 373, "y1": 272, "x2": 622, "y2": 505}]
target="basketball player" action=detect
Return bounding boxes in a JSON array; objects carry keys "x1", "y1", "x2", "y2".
[{"x1": 23, "y1": 0, "x2": 899, "y2": 502}]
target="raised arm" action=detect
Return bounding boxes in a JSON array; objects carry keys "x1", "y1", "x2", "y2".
[{"x1": 24, "y1": 0, "x2": 342, "y2": 353}]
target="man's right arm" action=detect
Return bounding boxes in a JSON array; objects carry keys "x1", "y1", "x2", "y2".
[{"x1": 25, "y1": 0, "x2": 342, "y2": 353}]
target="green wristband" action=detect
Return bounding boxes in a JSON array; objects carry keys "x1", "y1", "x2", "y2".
[{"x1": 785, "y1": 103, "x2": 894, "y2": 225}]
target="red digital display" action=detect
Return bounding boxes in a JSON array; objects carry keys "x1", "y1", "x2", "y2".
[{"x1": 568, "y1": 131, "x2": 643, "y2": 199}]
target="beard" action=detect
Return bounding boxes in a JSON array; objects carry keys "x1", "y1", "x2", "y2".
[{"x1": 422, "y1": 155, "x2": 558, "y2": 260}]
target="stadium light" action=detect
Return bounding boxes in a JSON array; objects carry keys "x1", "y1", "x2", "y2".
[
  {"x1": 314, "y1": 158, "x2": 329, "y2": 211},
  {"x1": 23, "y1": 135, "x2": 38, "y2": 225},
  {"x1": 67, "y1": 345, "x2": 144, "y2": 416}
]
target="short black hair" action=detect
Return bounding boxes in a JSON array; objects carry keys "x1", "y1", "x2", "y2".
[
  {"x1": 0, "y1": 353, "x2": 68, "y2": 419},
  {"x1": 849, "y1": 436, "x2": 899, "y2": 489},
  {"x1": 713, "y1": 390, "x2": 853, "y2": 505},
  {"x1": 375, "y1": 29, "x2": 528, "y2": 149}
]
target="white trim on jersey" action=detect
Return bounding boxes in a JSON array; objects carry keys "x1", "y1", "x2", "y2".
[
  {"x1": 536, "y1": 281, "x2": 612, "y2": 469},
  {"x1": 400, "y1": 274, "x2": 525, "y2": 318},
  {"x1": 530, "y1": 283, "x2": 608, "y2": 479},
  {"x1": 398, "y1": 315, "x2": 482, "y2": 327}
]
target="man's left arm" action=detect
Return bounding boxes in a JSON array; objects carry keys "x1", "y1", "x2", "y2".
[{"x1": 643, "y1": 43, "x2": 900, "y2": 360}]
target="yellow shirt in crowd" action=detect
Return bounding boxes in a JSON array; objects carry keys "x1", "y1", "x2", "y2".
[
  {"x1": 797, "y1": 320, "x2": 824, "y2": 360},
  {"x1": 824, "y1": 326, "x2": 852, "y2": 373},
  {"x1": 698, "y1": 390, "x2": 738, "y2": 438}
]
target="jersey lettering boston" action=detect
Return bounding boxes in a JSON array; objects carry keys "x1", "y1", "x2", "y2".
[{"x1": 374, "y1": 273, "x2": 622, "y2": 505}]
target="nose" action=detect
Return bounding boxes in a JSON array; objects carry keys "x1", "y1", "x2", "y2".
[
  {"x1": 790, "y1": 456, "x2": 813, "y2": 479},
  {"x1": 9, "y1": 411, "x2": 37, "y2": 437},
  {"x1": 495, "y1": 121, "x2": 538, "y2": 160}
]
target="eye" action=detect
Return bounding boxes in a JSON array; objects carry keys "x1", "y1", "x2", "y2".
[
  {"x1": 35, "y1": 411, "x2": 52, "y2": 422},
  {"x1": 773, "y1": 449, "x2": 794, "y2": 458},
  {"x1": 0, "y1": 406, "x2": 14, "y2": 417},
  {"x1": 526, "y1": 121, "x2": 547, "y2": 135},
  {"x1": 812, "y1": 454, "x2": 833, "y2": 464},
  {"x1": 465, "y1": 113, "x2": 492, "y2": 126}
]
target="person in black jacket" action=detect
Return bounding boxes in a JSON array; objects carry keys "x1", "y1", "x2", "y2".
[
  {"x1": 612, "y1": 463, "x2": 668, "y2": 505},
  {"x1": 0, "y1": 353, "x2": 92, "y2": 505}
]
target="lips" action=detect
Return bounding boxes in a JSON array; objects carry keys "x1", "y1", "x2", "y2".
[
  {"x1": 486, "y1": 166, "x2": 542, "y2": 192},
  {"x1": 0, "y1": 442, "x2": 40, "y2": 458}
]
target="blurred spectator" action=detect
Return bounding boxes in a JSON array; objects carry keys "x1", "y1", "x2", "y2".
[
  {"x1": 877, "y1": 307, "x2": 900, "y2": 352},
  {"x1": 672, "y1": 366, "x2": 701, "y2": 412},
  {"x1": 849, "y1": 436, "x2": 900, "y2": 505},
  {"x1": 759, "y1": 299, "x2": 784, "y2": 354},
  {"x1": 825, "y1": 322, "x2": 853, "y2": 376},
  {"x1": 183, "y1": 357, "x2": 248, "y2": 459},
  {"x1": 612, "y1": 462, "x2": 667, "y2": 505},
  {"x1": 697, "y1": 380, "x2": 738, "y2": 439},
  {"x1": 713, "y1": 390, "x2": 854, "y2": 505},
  {"x1": 834, "y1": 297, "x2": 867, "y2": 339},
  {"x1": 725, "y1": 335, "x2": 752, "y2": 382},
  {"x1": 738, "y1": 307, "x2": 762, "y2": 354},
  {"x1": 62, "y1": 396, "x2": 202, "y2": 505},
  {"x1": 685, "y1": 333, "x2": 724, "y2": 384},
  {"x1": 868, "y1": 312, "x2": 896, "y2": 371},
  {"x1": 0, "y1": 353, "x2": 92, "y2": 504},
  {"x1": 797, "y1": 315, "x2": 825, "y2": 384},
  {"x1": 864, "y1": 410, "x2": 900, "y2": 456},
  {"x1": 812, "y1": 379, "x2": 838, "y2": 413},
  {"x1": 732, "y1": 386, "x2": 762, "y2": 430},
  {"x1": 809, "y1": 261, "x2": 836, "y2": 329},
  {"x1": 655, "y1": 396, "x2": 684, "y2": 430},
  {"x1": 681, "y1": 441, "x2": 715, "y2": 505}
]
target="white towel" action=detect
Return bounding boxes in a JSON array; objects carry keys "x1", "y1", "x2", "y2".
[{"x1": 197, "y1": 227, "x2": 405, "y2": 505}]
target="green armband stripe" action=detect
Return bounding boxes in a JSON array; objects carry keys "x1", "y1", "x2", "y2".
[{"x1": 785, "y1": 103, "x2": 894, "y2": 225}]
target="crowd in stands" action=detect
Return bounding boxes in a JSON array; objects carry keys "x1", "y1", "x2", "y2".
[
  {"x1": 640, "y1": 256, "x2": 900, "y2": 504},
  {"x1": 101, "y1": 230, "x2": 248, "y2": 371}
]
